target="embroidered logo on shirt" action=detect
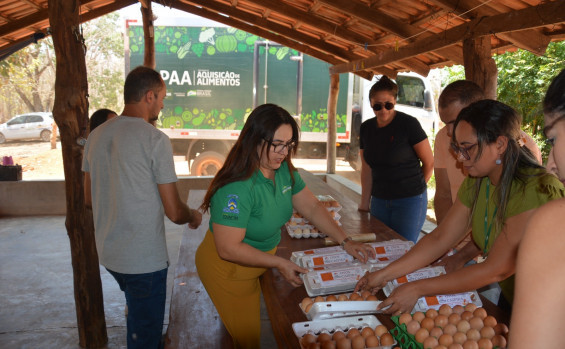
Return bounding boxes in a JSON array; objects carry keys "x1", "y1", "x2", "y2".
[
  {"x1": 223, "y1": 194, "x2": 239, "y2": 214},
  {"x1": 282, "y1": 185, "x2": 292, "y2": 194}
]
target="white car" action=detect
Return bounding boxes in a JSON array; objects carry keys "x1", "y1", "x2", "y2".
[{"x1": 0, "y1": 112, "x2": 56, "y2": 143}]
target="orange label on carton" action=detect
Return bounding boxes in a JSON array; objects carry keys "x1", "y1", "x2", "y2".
[
  {"x1": 396, "y1": 276, "x2": 408, "y2": 284},
  {"x1": 304, "y1": 250, "x2": 315, "y2": 255},
  {"x1": 425, "y1": 296, "x2": 440, "y2": 306},
  {"x1": 321, "y1": 273, "x2": 334, "y2": 282},
  {"x1": 378, "y1": 257, "x2": 390, "y2": 261},
  {"x1": 375, "y1": 246, "x2": 386, "y2": 254},
  {"x1": 312, "y1": 257, "x2": 324, "y2": 266}
]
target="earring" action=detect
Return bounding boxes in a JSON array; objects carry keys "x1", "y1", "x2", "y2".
[{"x1": 495, "y1": 158, "x2": 502, "y2": 165}]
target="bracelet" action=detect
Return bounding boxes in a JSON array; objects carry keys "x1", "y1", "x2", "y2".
[{"x1": 340, "y1": 236, "x2": 353, "y2": 248}]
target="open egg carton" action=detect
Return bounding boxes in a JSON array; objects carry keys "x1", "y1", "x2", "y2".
[
  {"x1": 293, "y1": 315, "x2": 397, "y2": 349},
  {"x1": 382, "y1": 266, "x2": 483, "y2": 313},
  {"x1": 286, "y1": 202, "x2": 342, "y2": 239},
  {"x1": 299, "y1": 291, "x2": 383, "y2": 320}
]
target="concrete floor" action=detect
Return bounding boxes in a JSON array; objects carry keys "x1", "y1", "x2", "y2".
[{"x1": 0, "y1": 215, "x2": 276, "y2": 348}]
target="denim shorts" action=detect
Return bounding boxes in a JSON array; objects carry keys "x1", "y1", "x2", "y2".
[{"x1": 370, "y1": 192, "x2": 427, "y2": 243}]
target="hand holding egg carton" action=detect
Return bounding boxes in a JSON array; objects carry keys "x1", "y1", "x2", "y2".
[
  {"x1": 300, "y1": 291, "x2": 382, "y2": 320},
  {"x1": 286, "y1": 195, "x2": 342, "y2": 239}
]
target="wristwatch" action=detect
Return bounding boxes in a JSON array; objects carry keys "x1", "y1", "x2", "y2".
[{"x1": 340, "y1": 236, "x2": 353, "y2": 248}]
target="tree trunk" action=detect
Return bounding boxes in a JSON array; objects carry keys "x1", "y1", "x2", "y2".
[
  {"x1": 326, "y1": 73, "x2": 339, "y2": 174},
  {"x1": 463, "y1": 36, "x2": 498, "y2": 100},
  {"x1": 48, "y1": 0, "x2": 107, "y2": 347},
  {"x1": 142, "y1": 0, "x2": 156, "y2": 69}
]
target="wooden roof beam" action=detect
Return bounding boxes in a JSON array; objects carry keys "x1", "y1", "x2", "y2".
[
  {"x1": 18, "y1": 0, "x2": 43, "y2": 10},
  {"x1": 330, "y1": 0, "x2": 565, "y2": 74}
]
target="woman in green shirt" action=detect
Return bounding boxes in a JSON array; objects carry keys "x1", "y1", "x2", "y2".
[
  {"x1": 195, "y1": 104, "x2": 375, "y2": 348},
  {"x1": 355, "y1": 99, "x2": 564, "y2": 315}
]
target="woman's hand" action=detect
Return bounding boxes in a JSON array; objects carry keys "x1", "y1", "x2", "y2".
[
  {"x1": 354, "y1": 269, "x2": 388, "y2": 294},
  {"x1": 344, "y1": 240, "x2": 376, "y2": 264},
  {"x1": 277, "y1": 259, "x2": 309, "y2": 287},
  {"x1": 377, "y1": 282, "x2": 420, "y2": 316},
  {"x1": 432, "y1": 252, "x2": 468, "y2": 274}
]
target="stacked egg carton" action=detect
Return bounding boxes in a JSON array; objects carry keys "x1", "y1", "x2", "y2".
[{"x1": 286, "y1": 195, "x2": 342, "y2": 239}]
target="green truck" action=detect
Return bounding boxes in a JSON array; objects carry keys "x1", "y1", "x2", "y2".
[{"x1": 126, "y1": 21, "x2": 355, "y2": 175}]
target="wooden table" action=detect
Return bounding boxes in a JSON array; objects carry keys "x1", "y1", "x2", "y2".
[{"x1": 260, "y1": 169, "x2": 510, "y2": 348}]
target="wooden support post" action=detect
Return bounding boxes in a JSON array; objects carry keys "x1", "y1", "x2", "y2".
[
  {"x1": 463, "y1": 36, "x2": 498, "y2": 100},
  {"x1": 141, "y1": 0, "x2": 156, "y2": 69},
  {"x1": 48, "y1": 0, "x2": 107, "y2": 347},
  {"x1": 327, "y1": 73, "x2": 339, "y2": 174}
]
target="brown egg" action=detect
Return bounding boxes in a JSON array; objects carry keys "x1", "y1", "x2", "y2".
[
  {"x1": 480, "y1": 326, "x2": 495, "y2": 340},
  {"x1": 406, "y1": 320, "x2": 421, "y2": 335},
  {"x1": 380, "y1": 333, "x2": 395, "y2": 346},
  {"x1": 361, "y1": 327, "x2": 374, "y2": 338},
  {"x1": 477, "y1": 338, "x2": 493, "y2": 349},
  {"x1": 374, "y1": 324, "x2": 389, "y2": 337},
  {"x1": 448, "y1": 313, "x2": 461, "y2": 325},
  {"x1": 426, "y1": 308, "x2": 439, "y2": 319},
  {"x1": 360, "y1": 290, "x2": 372, "y2": 300},
  {"x1": 321, "y1": 340, "x2": 337, "y2": 349},
  {"x1": 305, "y1": 302, "x2": 314, "y2": 313},
  {"x1": 456, "y1": 320, "x2": 470, "y2": 333},
  {"x1": 452, "y1": 305, "x2": 465, "y2": 314},
  {"x1": 326, "y1": 294, "x2": 338, "y2": 302},
  {"x1": 435, "y1": 314, "x2": 449, "y2": 328},
  {"x1": 346, "y1": 328, "x2": 361, "y2": 339},
  {"x1": 430, "y1": 327, "x2": 443, "y2": 339},
  {"x1": 423, "y1": 335, "x2": 439, "y2": 348},
  {"x1": 413, "y1": 311, "x2": 426, "y2": 322},
  {"x1": 366, "y1": 294, "x2": 378, "y2": 301},
  {"x1": 453, "y1": 331, "x2": 467, "y2": 344},
  {"x1": 349, "y1": 293, "x2": 362, "y2": 301},
  {"x1": 462, "y1": 340, "x2": 479, "y2": 349},
  {"x1": 469, "y1": 317, "x2": 484, "y2": 330},
  {"x1": 439, "y1": 333, "x2": 454, "y2": 346},
  {"x1": 338, "y1": 294, "x2": 349, "y2": 302},
  {"x1": 460, "y1": 311, "x2": 474, "y2": 321},
  {"x1": 415, "y1": 328, "x2": 430, "y2": 343},
  {"x1": 443, "y1": 323, "x2": 458, "y2": 336},
  {"x1": 301, "y1": 297, "x2": 314, "y2": 311},
  {"x1": 483, "y1": 315, "x2": 497, "y2": 328},
  {"x1": 307, "y1": 342, "x2": 321, "y2": 349},
  {"x1": 439, "y1": 304, "x2": 453, "y2": 316},
  {"x1": 399, "y1": 312, "x2": 413, "y2": 325},
  {"x1": 333, "y1": 331, "x2": 346, "y2": 342},
  {"x1": 493, "y1": 323, "x2": 509, "y2": 336},
  {"x1": 464, "y1": 303, "x2": 478, "y2": 313},
  {"x1": 466, "y1": 328, "x2": 481, "y2": 342},
  {"x1": 301, "y1": 333, "x2": 317, "y2": 346},
  {"x1": 491, "y1": 334, "x2": 507, "y2": 347},
  {"x1": 351, "y1": 335, "x2": 365, "y2": 349},
  {"x1": 448, "y1": 344, "x2": 464, "y2": 349},
  {"x1": 318, "y1": 332, "x2": 332, "y2": 343},
  {"x1": 365, "y1": 335, "x2": 379, "y2": 348},
  {"x1": 421, "y1": 317, "x2": 435, "y2": 331},
  {"x1": 314, "y1": 296, "x2": 325, "y2": 303},
  {"x1": 472, "y1": 307, "x2": 487, "y2": 320},
  {"x1": 335, "y1": 337, "x2": 351, "y2": 349},
  {"x1": 435, "y1": 346, "x2": 448, "y2": 349}
]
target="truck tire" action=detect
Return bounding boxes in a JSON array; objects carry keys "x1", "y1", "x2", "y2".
[{"x1": 190, "y1": 151, "x2": 226, "y2": 176}]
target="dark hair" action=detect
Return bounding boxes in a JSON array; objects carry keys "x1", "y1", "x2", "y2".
[
  {"x1": 89, "y1": 108, "x2": 116, "y2": 132},
  {"x1": 124, "y1": 66, "x2": 164, "y2": 104},
  {"x1": 200, "y1": 104, "x2": 300, "y2": 212},
  {"x1": 543, "y1": 69, "x2": 565, "y2": 121},
  {"x1": 453, "y1": 99, "x2": 544, "y2": 233},
  {"x1": 438, "y1": 80, "x2": 484, "y2": 109},
  {"x1": 369, "y1": 75, "x2": 398, "y2": 101}
]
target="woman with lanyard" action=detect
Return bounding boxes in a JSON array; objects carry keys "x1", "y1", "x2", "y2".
[
  {"x1": 195, "y1": 104, "x2": 375, "y2": 348},
  {"x1": 355, "y1": 99, "x2": 564, "y2": 315}
]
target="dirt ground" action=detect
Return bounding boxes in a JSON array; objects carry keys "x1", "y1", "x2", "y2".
[{"x1": 0, "y1": 140, "x2": 65, "y2": 180}]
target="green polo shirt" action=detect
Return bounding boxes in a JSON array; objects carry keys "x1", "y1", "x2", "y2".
[{"x1": 209, "y1": 161, "x2": 306, "y2": 251}]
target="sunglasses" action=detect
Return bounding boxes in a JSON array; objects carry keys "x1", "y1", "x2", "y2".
[
  {"x1": 372, "y1": 102, "x2": 395, "y2": 111},
  {"x1": 450, "y1": 142, "x2": 477, "y2": 161}
]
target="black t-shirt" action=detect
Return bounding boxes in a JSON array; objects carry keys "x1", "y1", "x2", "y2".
[{"x1": 360, "y1": 111, "x2": 428, "y2": 199}]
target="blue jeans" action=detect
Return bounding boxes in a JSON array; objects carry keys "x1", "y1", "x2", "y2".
[
  {"x1": 370, "y1": 192, "x2": 427, "y2": 243},
  {"x1": 107, "y1": 267, "x2": 168, "y2": 349}
]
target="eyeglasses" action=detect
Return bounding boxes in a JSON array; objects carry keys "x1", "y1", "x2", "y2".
[
  {"x1": 372, "y1": 102, "x2": 395, "y2": 111},
  {"x1": 269, "y1": 141, "x2": 296, "y2": 154},
  {"x1": 450, "y1": 142, "x2": 477, "y2": 161}
]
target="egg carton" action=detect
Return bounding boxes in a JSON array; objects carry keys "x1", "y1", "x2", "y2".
[
  {"x1": 315, "y1": 194, "x2": 342, "y2": 212},
  {"x1": 286, "y1": 223, "x2": 328, "y2": 239},
  {"x1": 289, "y1": 210, "x2": 341, "y2": 225},
  {"x1": 293, "y1": 315, "x2": 397, "y2": 349},
  {"x1": 300, "y1": 292, "x2": 384, "y2": 320},
  {"x1": 302, "y1": 264, "x2": 370, "y2": 297},
  {"x1": 383, "y1": 266, "x2": 483, "y2": 313}
]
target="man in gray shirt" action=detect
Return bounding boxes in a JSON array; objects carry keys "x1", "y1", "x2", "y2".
[{"x1": 83, "y1": 66, "x2": 201, "y2": 349}]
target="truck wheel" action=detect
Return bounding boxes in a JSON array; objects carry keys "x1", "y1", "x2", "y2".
[
  {"x1": 40, "y1": 130, "x2": 51, "y2": 142},
  {"x1": 349, "y1": 156, "x2": 362, "y2": 172},
  {"x1": 0, "y1": 133, "x2": 5, "y2": 144},
  {"x1": 190, "y1": 151, "x2": 225, "y2": 176}
]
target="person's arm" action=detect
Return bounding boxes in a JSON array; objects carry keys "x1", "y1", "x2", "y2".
[
  {"x1": 413, "y1": 138, "x2": 434, "y2": 183},
  {"x1": 359, "y1": 149, "x2": 372, "y2": 212},
  {"x1": 433, "y1": 238, "x2": 481, "y2": 273},
  {"x1": 212, "y1": 223, "x2": 308, "y2": 287},
  {"x1": 433, "y1": 167, "x2": 452, "y2": 224},
  {"x1": 355, "y1": 198, "x2": 472, "y2": 295},
  {"x1": 292, "y1": 186, "x2": 376, "y2": 263},
  {"x1": 378, "y1": 207, "x2": 535, "y2": 314},
  {"x1": 509, "y1": 199, "x2": 565, "y2": 348},
  {"x1": 84, "y1": 172, "x2": 92, "y2": 209},
  {"x1": 158, "y1": 182, "x2": 202, "y2": 229}
]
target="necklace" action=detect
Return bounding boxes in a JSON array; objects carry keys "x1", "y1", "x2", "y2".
[{"x1": 483, "y1": 178, "x2": 498, "y2": 255}]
